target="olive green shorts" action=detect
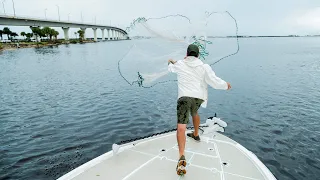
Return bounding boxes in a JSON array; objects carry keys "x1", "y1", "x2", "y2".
[{"x1": 177, "y1": 96, "x2": 204, "y2": 124}]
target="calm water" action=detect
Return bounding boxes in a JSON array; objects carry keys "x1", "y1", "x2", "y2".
[{"x1": 1, "y1": 38, "x2": 320, "y2": 180}]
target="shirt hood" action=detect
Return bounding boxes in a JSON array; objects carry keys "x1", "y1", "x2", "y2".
[{"x1": 183, "y1": 56, "x2": 204, "y2": 67}]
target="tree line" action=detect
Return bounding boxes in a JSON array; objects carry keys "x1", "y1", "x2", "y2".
[
  {"x1": 0, "y1": 27, "x2": 86, "y2": 42},
  {"x1": 0, "y1": 27, "x2": 60, "y2": 42},
  {"x1": 0, "y1": 27, "x2": 18, "y2": 40},
  {"x1": 30, "y1": 27, "x2": 59, "y2": 41}
]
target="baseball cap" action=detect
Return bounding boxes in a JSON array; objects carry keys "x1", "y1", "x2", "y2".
[{"x1": 187, "y1": 44, "x2": 199, "y2": 56}]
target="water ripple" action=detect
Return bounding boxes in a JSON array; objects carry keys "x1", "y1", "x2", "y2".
[{"x1": 1, "y1": 38, "x2": 320, "y2": 180}]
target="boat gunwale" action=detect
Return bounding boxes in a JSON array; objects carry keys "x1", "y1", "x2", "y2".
[{"x1": 57, "y1": 131, "x2": 277, "y2": 180}]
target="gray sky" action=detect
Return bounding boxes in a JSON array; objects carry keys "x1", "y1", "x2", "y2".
[{"x1": 0, "y1": 0, "x2": 319, "y2": 38}]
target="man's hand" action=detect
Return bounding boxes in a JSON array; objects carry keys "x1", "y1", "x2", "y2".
[
  {"x1": 227, "y1": 82, "x2": 231, "y2": 90},
  {"x1": 168, "y1": 59, "x2": 176, "y2": 65}
]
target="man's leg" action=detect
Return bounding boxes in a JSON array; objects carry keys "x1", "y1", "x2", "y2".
[
  {"x1": 176, "y1": 97, "x2": 190, "y2": 158},
  {"x1": 176, "y1": 123, "x2": 187, "y2": 175},
  {"x1": 192, "y1": 113, "x2": 200, "y2": 136},
  {"x1": 176, "y1": 97, "x2": 190, "y2": 175},
  {"x1": 177, "y1": 123, "x2": 187, "y2": 157}
]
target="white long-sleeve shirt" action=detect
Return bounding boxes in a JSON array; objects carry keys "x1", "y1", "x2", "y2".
[{"x1": 168, "y1": 56, "x2": 228, "y2": 108}]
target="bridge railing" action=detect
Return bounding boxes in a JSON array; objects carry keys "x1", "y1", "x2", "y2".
[{"x1": 0, "y1": 13, "x2": 125, "y2": 30}]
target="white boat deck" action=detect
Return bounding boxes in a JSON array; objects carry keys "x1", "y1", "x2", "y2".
[{"x1": 58, "y1": 118, "x2": 277, "y2": 180}]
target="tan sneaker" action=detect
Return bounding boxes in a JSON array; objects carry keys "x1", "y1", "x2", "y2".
[{"x1": 176, "y1": 155, "x2": 187, "y2": 176}]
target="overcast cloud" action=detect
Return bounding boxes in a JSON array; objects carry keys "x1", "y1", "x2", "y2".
[{"x1": 0, "y1": 0, "x2": 319, "y2": 38}]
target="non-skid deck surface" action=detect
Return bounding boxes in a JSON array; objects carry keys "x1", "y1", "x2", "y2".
[{"x1": 70, "y1": 131, "x2": 268, "y2": 180}]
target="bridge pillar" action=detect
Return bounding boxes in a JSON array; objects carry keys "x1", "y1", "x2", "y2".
[
  {"x1": 112, "y1": 30, "x2": 114, "y2": 40},
  {"x1": 80, "y1": 28, "x2": 86, "y2": 40},
  {"x1": 62, "y1": 27, "x2": 70, "y2": 41},
  {"x1": 116, "y1": 30, "x2": 118, "y2": 40},
  {"x1": 93, "y1": 28, "x2": 97, "y2": 42},
  {"x1": 101, "y1": 29, "x2": 105, "y2": 41},
  {"x1": 107, "y1": 29, "x2": 110, "y2": 40}
]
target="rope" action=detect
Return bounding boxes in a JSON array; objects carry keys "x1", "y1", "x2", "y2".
[
  {"x1": 118, "y1": 11, "x2": 240, "y2": 88},
  {"x1": 192, "y1": 36, "x2": 213, "y2": 60}
]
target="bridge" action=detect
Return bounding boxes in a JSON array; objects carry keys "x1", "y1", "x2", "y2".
[{"x1": 0, "y1": 15, "x2": 129, "y2": 41}]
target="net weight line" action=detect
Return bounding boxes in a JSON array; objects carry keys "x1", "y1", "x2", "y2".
[
  {"x1": 208, "y1": 11, "x2": 240, "y2": 66},
  {"x1": 125, "y1": 14, "x2": 191, "y2": 33},
  {"x1": 118, "y1": 11, "x2": 239, "y2": 88}
]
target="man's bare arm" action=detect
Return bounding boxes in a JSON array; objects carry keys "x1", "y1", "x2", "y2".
[{"x1": 168, "y1": 59, "x2": 176, "y2": 65}]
